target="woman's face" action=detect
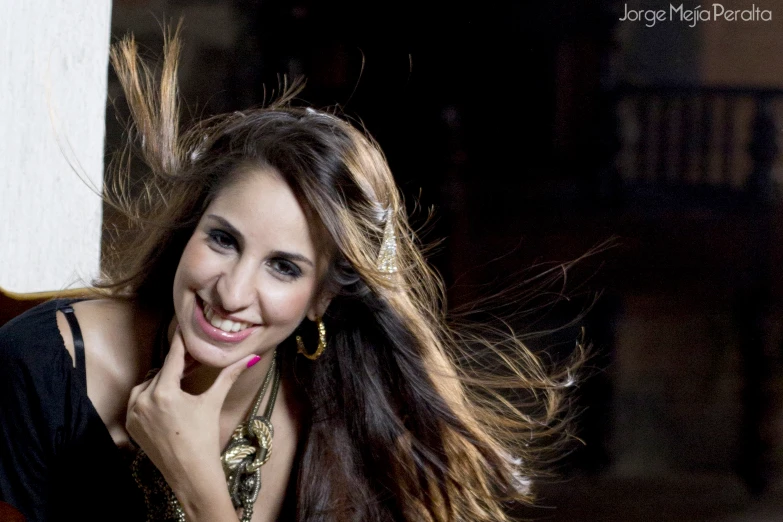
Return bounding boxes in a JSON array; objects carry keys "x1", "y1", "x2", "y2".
[{"x1": 172, "y1": 166, "x2": 330, "y2": 368}]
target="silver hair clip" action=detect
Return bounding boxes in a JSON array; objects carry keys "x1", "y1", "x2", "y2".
[{"x1": 376, "y1": 210, "x2": 398, "y2": 275}]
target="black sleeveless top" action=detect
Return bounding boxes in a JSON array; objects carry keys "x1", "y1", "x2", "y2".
[
  {"x1": 0, "y1": 299, "x2": 145, "y2": 521},
  {"x1": 0, "y1": 300, "x2": 299, "y2": 521}
]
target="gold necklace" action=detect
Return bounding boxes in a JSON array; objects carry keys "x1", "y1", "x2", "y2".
[{"x1": 131, "y1": 352, "x2": 281, "y2": 522}]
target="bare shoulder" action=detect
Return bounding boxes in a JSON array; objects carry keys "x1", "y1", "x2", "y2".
[
  {"x1": 55, "y1": 300, "x2": 111, "y2": 353},
  {"x1": 56, "y1": 298, "x2": 158, "y2": 445},
  {"x1": 56, "y1": 299, "x2": 142, "y2": 366}
]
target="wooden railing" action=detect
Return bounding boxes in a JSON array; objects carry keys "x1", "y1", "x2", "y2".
[{"x1": 614, "y1": 85, "x2": 783, "y2": 202}]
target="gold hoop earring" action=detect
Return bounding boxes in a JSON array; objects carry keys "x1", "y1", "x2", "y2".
[{"x1": 296, "y1": 318, "x2": 326, "y2": 360}]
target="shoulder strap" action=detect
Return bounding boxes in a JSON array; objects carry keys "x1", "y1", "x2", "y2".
[{"x1": 60, "y1": 305, "x2": 87, "y2": 390}]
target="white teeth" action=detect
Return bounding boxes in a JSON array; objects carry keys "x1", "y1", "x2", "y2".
[
  {"x1": 202, "y1": 301, "x2": 252, "y2": 333},
  {"x1": 209, "y1": 315, "x2": 224, "y2": 328}
]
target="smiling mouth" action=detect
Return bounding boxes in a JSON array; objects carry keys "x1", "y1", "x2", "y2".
[
  {"x1": 193, "y1": 296, "x2": 260, "y2": 343},
  {"x1": 202, "y1": 301, "x2": 253, "y2": 333}
]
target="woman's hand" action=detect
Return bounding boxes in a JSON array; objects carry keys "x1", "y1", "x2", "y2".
[{"x1": 126, "y1": 329, "x2": 258, "y2": 519}]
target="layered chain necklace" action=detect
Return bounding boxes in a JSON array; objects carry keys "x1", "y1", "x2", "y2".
[{"x1": 131, "y1": 352, "x2": 281, "y2": 522}]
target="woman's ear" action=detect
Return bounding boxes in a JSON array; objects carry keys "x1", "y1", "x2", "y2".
[{"x1": 307, "y1": 291, "x2": 333, "y2": 321}]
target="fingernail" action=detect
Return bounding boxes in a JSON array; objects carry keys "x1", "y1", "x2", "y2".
[{"x1": 247, "y1": 355, "x2": 261, "y2": 368}]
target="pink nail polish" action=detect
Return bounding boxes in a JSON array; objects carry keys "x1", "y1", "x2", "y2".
[{"x1": 247, "y1": 355, "x2": 261, "y2": 368}]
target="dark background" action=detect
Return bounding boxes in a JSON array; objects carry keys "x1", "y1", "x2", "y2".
[{"x1": 108, "y1": 1, "x2": 783, "y2": 519}]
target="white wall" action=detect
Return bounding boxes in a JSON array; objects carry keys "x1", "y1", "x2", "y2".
[{"x1": 0, "y1": 2, "x2": 111, "y2": 293}]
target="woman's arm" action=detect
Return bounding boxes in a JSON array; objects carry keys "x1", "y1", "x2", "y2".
[{"x1": 125, "y1": 330, "x2": 259, "y2": 521}]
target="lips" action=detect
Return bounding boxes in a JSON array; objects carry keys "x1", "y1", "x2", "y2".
[{"x1": 193, "y1": 296, "x2": 259, "y2": 343}]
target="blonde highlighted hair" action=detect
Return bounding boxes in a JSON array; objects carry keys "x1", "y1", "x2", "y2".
[{"x1": 101, "y1": 27, "x2": 585, "y2": 522}]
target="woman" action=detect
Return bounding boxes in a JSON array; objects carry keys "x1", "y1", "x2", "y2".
[{"x1": 0, "y1": 32, "x2": 582, "y2": 521}]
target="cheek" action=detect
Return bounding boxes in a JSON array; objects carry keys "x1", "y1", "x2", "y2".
[
  {"x1": 261, "y1": 281, "x2": 317, "y2": 324},
  {"x1": 173, "y1": 239, "x2": 219, "y2": 296}
]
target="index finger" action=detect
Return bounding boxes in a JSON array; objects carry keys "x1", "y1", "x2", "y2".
[{"x1": 157, "y1": 327, "x2": 186, "y2": 388}]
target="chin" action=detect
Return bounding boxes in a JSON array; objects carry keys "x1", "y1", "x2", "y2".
[{"x1": 171, "y1": 299, "x2": 235, "y2": 366}]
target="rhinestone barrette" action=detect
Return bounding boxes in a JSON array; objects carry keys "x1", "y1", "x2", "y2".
[{"x1": 376, "y1": 211, "x2": 397, "y2": 274}]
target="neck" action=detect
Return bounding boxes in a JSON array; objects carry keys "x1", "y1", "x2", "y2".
[
  {"x1": 181, "y1": 348, "x2": 278, "y2": 417},
  {"x1": 131, "y1": 301, "x2": 171, "y2": 381}
]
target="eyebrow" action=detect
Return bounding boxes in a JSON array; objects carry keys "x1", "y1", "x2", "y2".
[
  {"x1": 207, "y1": 215, "x2": 243, "y2": 242},
  {"x1": 205, "y1": 214, "x2": 315, "y2": 267},
  {"x1": 270, "y1": 250, "x2": 314, "y2": 267}
]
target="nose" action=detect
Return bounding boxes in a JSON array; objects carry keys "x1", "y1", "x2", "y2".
[{"x1": 215, "y1": 257, "x2": 257, "y2": 312}]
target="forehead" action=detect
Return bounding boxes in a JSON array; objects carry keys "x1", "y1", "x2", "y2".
[{"x1": 206, "y1": 167, "x2": 319, "y2": 255}]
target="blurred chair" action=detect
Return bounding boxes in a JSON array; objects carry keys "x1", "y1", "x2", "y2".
[
  {"x1": 0, "y1": 502, "x2": 25, "y2": 522},
  {"x1": 0, "y1": 287, "x2": 89, "y2": 327}
]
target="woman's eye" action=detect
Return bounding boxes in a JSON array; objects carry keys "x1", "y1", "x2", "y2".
[
  {"x1": 207, "y1": 229, "x2": 237, "y2": 250},
  {"x1": 269, "y1": 258, "x2": 302, "y2": 280}
]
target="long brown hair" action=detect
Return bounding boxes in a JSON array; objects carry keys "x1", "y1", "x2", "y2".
[{"x1": 101, "y1": 28, "x2": 585, "y2": 522}]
